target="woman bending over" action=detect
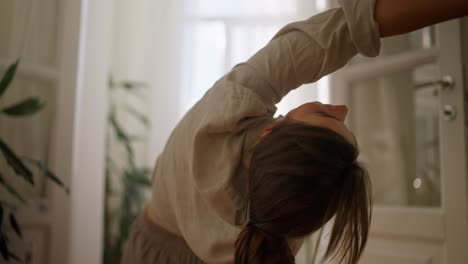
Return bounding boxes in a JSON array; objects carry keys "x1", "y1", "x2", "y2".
[{"x1": 122, "y1": 0, "x2": 468, "y2": 263}]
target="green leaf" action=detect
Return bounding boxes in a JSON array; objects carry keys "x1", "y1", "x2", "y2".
[
  {"x1": 22, "y1": 157, "x2": 69, "y2": 194},
  {"x1": 0, "y1": 174, "x2": 26, "y2": 203},
  {"x1": 121, "y1": 81, "x2": 146, "y2": 90},
  {"x1": 8, "y1": 252, "x2": 21, "y2": 262},
  {"x1": 124, "y1": 168, "x2": 152, "y2": 187},
  {"x1": 109, "y1": 113, "x2": 130, "y2": 143},
  {"x1": 109, "y1": 113, "x2": 134, "y2": 159},
  {"x1": 0, "y1": 233, "x2": 9, "y2": 261},
  {"x1": 0, "y1": 60, "x2": 19, "y2": 99},
  {"x1": 2, "y1": 97, "x2": 44, "y2": 117},
  {"x1": 131, "y1": 173, "x2": 151, "y2": 186},
  {"x1": 109, "y1": 80, "x2": 146, "y2": 90},
  {"x1": 0, "y1": 205, "x2": 3, "y2": 227},
  {"x1": 0, "y1": 139, "x2": 33, "y2": 184},
  {"x1": 9, "y1": 213, "x2": 22, "y2": 238},
  {"x1": 123, "y1": 106, "x2": 150, "y2": 129}
]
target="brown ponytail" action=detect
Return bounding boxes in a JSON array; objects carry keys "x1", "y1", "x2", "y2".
[
  {"x1": 234, "y1": 223, "x2": 294, "y2": 264},
  {"x1": 234, "y1": 120, "x2": 372, "y2": 264}
]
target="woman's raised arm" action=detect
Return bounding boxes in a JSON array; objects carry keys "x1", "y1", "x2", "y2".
[
  {"x1": 223, "y1": 0, "x2": 380, "y2": 108},
  {"x1": 376, "y1": 0, "x2": 468, "y2": 37},
  {"x1": 221, "y1": 0, "x2": 467, "y2": 110}
]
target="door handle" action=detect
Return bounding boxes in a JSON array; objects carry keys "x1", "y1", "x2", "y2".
[
  {"x1": 415, "y1": 75, "x2": 455, "y2": 91},
  {"x1": 442, "y1": 104, "x2": 457, "y2": 121}
]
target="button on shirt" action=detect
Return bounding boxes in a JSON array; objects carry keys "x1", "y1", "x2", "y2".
[{"x1": 149, "y1": 0, "x2": 381, "y2": 262}]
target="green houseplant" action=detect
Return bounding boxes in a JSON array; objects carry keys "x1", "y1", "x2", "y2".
[
  {"x1": 0, "y1": 61, "x2": 68, "y2": 262},
  {"x1": 103, "y1": 77, "x2": 152, "y2": 264}
]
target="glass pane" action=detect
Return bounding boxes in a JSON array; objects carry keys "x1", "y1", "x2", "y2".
[
  {"x1": 350, "y1": 26, "x2": 436, "y2": 64},
  {"x1": 189, "y1": 0, "x2": 297, "y2": 17},
  {"x1": 349, "y1": 63, "x2": 441, "y2": 207},
  {"x1": 182, "y1": 21, "x2": 226, "y2": 113}
]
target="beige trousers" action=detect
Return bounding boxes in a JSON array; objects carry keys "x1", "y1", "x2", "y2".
[{"x1": 121, "y1": 212, "x2": 205, "y2": 264}]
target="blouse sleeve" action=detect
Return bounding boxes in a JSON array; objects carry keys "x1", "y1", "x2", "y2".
[
  {"x1": 223, "y1": 0, "x2": 381, "y2": 108},
  {"x1": 186, "y1": 0, "x2": 382, "y2": 228}
]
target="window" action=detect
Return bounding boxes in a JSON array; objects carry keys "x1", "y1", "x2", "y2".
[{"x1": 179, "y1": 0, "x2": 330, "y2": 116}]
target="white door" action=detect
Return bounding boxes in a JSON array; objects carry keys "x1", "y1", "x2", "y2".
[
  {"x1": 0, "y1": 0, "x2": 111, "y2": 263},
  {"x1": 322, "y1": 19, "x2": 468, "y2": 264},
  {"x1": 0, "y1": 0, "x2": 80, "y2": 263}
]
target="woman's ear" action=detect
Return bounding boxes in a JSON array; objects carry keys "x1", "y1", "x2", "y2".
[{"x1": 259, "y1": 122, "x2": 277, "y2": 139}]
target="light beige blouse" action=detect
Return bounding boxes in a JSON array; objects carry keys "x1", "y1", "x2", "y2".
[{"x1": 149, "y1": 0, "x2": 381, "y2": 262}]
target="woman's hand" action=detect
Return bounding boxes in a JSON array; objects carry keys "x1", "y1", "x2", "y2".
[{"x1": 375, "y1": 0, "x2": 468, "y2": 37}]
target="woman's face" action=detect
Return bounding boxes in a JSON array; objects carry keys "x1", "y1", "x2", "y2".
[{"x1": 285, "y1": 102, "x2": 357, "y2": 146}]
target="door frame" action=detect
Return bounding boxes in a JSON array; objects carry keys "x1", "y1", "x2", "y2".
[
  {"x1": 49, "y1": 0, "x2": 113, "y2": 263},
  {"x1": 437, "y1": 19, "x2": 468, "y2": 264}
]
